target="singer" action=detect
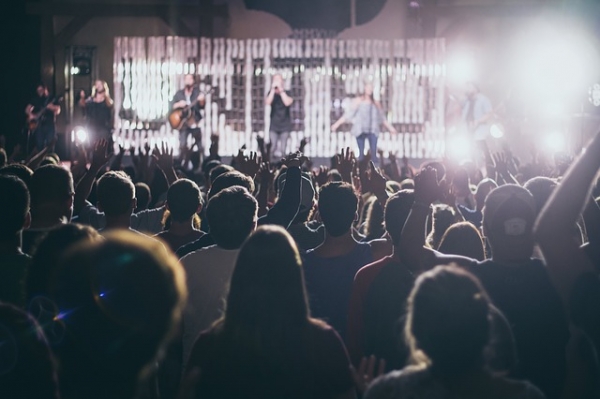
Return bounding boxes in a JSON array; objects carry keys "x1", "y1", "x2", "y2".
[{"x1": 265, "y1": 73, "x2": 293, "y2": 160}]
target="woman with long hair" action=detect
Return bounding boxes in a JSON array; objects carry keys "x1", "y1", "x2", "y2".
[
  {"x1": 437, "y1": 221, "x2": 486, "y2": 261},
  {"x1": 331, "y1": 82, "x2": 397, "y2": 166},
  {"x1": 364, "y1": 265, "x2": 545, "y2": 399},
  {"x1": 184, "y1": 225, "x2": 356, "y2": 399},
  {"x1": 84, "y1": 80, "x2": 114, "y2": 148}
]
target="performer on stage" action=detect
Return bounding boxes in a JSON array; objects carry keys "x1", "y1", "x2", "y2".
[
  {"x1": 84, "y1": 80, "x2": 114, "y2": 148},
  {"x1": 461, "y1": 81, "x2": 493, "y2": 141},
  {"x1": 171, "y1": 74, "x2": 205, "y2": 157},
  {"x1": 265, "y1": 73, "x2": 293, "y2": 160},
  {"x1": 25, "y1": 82, "x2": 61, "y2": 152},
  {"x1": 330, "y1": 82, "x2": 397, "y2": 165}
]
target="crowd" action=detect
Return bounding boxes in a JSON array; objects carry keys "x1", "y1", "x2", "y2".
[{"x1": 0, "y1": 128, "x2": 599, "y2": 399}]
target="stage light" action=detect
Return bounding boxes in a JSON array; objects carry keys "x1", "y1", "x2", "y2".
[
  {"x1": 490, "y1": 124, "x2": 504, "y2": 139},
  {"x1": 544, "y1": 132, "x2": 565, "y2": 153},
  {"x1": 446, "y1": 50, "x2": 477, "y2": 86},
  {"x1": 72, "y1": 127, "x2": 88, "y2": 143},
  {"x1": 446, "y1": 133, "x2": 472, "y2": 162}
]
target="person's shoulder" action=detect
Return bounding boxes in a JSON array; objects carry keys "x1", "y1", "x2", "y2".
[
  {"x1": 365, "y1": 366, "x2": 435, "y2": 399},
  {"x1": 355, "y1": 256, "x2": 392, "y2": 280},
  {"x1": 489, "y1": 376, "x2": 547, "y2": 399}
]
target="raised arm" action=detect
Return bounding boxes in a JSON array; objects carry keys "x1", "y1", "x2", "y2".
[
  {"x1": 265, "y1": 87, "x2": 276, "y2": 106},
  {"x1": 534, "y1": 130, "x2": 600, "y2": 303},
  {"x1": 74, "y1": 139, "x2": 109, "y2": 216},
  {"x1": 279, "y1": 89, "x2": 294, "y2": 107}
]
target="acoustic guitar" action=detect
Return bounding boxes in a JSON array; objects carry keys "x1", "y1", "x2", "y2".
[
  {"x1": 168, "y1": 88, "x2": 213, "y2": 130},
  {"x1": 27, "y1": 95, "x2": 64, "y2": 131}
]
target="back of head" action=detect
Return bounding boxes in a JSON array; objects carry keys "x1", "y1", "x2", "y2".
[
  {"x1": 206, "y1": 186, "x2": 258, "y2": 249},
  {"x1": 134, "y1": 182, "x2": 152, "y2": 212},
  {"x1": 0, "y1": 303, "x2": 59, "y2": 399},
  {"x1": 27, "y1": 223, "x2": 101, "y2": 302},
  {"x1": 203, "y1": 159, "x2": 222, "y2": 183},
  {"x1": 97, "y1": 171, "x2": 135, "y2": 217},
  {"x1": 0, "y1": 175, "x2": 30, "y2": 240},
  {"x1": 327, "y1": 169, "x2": 343, "y2": 182},
  {"x1": 384, "y1": 189, "x2": 415, "y2": 246},
  {"x1": 475, "y1": 178, "x2": 498, "y2": 209},
  {"x1": 225, "y1": 225, "x2": 308, "y2": 330},
  {"x1": 29, "y1": 164, "x2": 74, "y2": 212},
  {"x1": 482, "y1": 184, "x2": 536, "y2": 259},
  {"x1": 167, "y1": 179, "x2": 202, "y2": 223},
  {"x1": 406, "y1": 265, "x2": 490, "y2": 377},
  {"x1": 318, "y1": 181, "x2": 358, "y2": 237},
  {"x1": 50, "y1": 230, "x2": 186, "y2": 390},
  {"x1": 208, "y1": 170, "x2": 254, "y2": 199},
  {"x1": 427, "y1": 204, "x2": 456, "y2": 249},
  {"x1": 438, "y1": 222, "x2": 486, "y2": 261},
  {"x1": 523, "y1": 176, "x2": 557, "y2": 216},
  {"x1": 209, "y1": 164, "x2": 234, "y2": 187},
  {"x1": 0, "y1": 164, "x2": 34, "y2": 188}
]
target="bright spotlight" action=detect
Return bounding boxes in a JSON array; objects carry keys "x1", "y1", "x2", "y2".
[
  {"x1": 544, "y1": 132, "x2": 565, "y2": 153},
  {"x1": 446, "y1": 133, "x2": 472, "y2": 162},
  {"x1": 72, "y1": 127, "x2": 88, "y2": 143},
  {"x1": 447, "y1": 51, "x2": 477, "y2": 86},
  {"x1": 490, "y1": 124, "x2": 504, "y2": 139}
]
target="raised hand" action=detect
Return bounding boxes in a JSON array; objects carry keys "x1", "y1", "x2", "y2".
[
  {"x1": 414, "y1": 166, "x2": 441, "y2": 205},
  {"x1": 351, "y1": 355, "x2": 386, "y2": 394},
  {"x1": 153, "y1": 142, "x2": 174, "y2": 172},
  {"x1": 492, "y1": 152, "x2": 509, "y2": 177},
  {"x1": 90, "y1": 139, "x2": 110, "y2": 171},
  {"x1": 239, "y1": 151, "x2": 262, "y2": 177},
  {"x1": 367, "y1": 161, "x2": 387, "y2": 195},
  {"x1": 282, "y1": 151, "x2": 308, "y2": 168},
  {"x1": 335, "y1": 147, "x2": 355, "y2": 183},
  {"x1": 258, "y1": 161, "x2": 274, "y2": 187},
  {"x1": 299, "y1": 137, "x2": 309, "y2": 153}
]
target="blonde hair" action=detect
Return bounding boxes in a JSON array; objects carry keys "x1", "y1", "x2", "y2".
[{"x1": 92, "y1": 80, "x2": 114, "y2": 107}]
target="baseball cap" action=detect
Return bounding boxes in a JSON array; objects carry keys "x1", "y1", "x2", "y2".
[
  {"x1": 482, "y1": 185, "x2": 536, "y2": 237},
  {"x1": 276, "y1": 171, "x2": 315, "y2": 212}
]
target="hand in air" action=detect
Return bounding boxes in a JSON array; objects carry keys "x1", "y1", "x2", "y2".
[
  {"x1": 414, "y1": 166, "x2": 442, "y2": 205},
  {"x1": 351, "y1": 355, "x2": 386, "y2": 394}
]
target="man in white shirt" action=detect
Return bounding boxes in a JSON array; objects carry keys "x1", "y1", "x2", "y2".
[{"x1": 180, "y1": 185, "x2": 258, "y2": 365}]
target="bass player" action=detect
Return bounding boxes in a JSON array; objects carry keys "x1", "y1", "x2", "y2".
[
  {"x1": 25, "y1": 82, "x2": 61, "y2": 153},
  {"x1": 170, "y1": 74, "x2": 205, "y2": 160}
]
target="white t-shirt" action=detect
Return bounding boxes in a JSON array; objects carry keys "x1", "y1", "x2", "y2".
[{"x1": 180, "y1": 245, "x2": 240, "y2": 365}]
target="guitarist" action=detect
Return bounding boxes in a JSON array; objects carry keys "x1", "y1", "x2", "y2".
[
  {"x1": 461, "y1": 81, "x2": 493, "y2": 142},
  {"x1": 171, "y1": 74, "x2": 205, "y2": 159},
  {"x1": 25, "y1": 82, "x2": 60, "y2": 153}
]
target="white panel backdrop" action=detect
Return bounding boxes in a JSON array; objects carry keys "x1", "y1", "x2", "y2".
[{"x1": 113, "y1": 36, "x2": 446, "y2": 159}]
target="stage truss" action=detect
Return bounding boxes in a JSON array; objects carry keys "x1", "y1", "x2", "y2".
[{"x1": 113, "y1": 36, "x2": 446, "y2": 159}]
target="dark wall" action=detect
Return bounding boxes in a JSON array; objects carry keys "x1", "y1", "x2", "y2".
[{"x1": 1, "y1": 0, "x2": 40, "y2": 154}]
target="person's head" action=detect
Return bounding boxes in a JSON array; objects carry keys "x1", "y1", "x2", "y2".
[
  {"x1": 384, "y1": 189, "x2": 415, "y2": 246},
  {"x1": 91, "y1": 80, "x2": 113, "y2": 105},
  {"x1": 0, "y1": 303, "x2": 60, "y2": 399},
  {"x1": 363, "y1": 196, "x2": 385, "y2": 240},
  {"x1": 134, "y1": 182, "x2": 152, "y2": 212},
  {"x1": 0, "y1": 175, "x2": 30, "y2": 242},
  {"x1": 438, "y1": 222, "x2": 486, "y2": 261},
  {"x1": 224, "y1": 225, "x2": 309, "y2": 331},
  {"x1": 482, "y1": 184, "x2": 536, "y2": 262},
  {"x1": 29, "y1": 164, "x2": 74, "y2": 223},
  {"x1": 166, "y1": 179, "x2": 202, "y2": 223},
  {"x1": 400, "y1": 178, "x2": 415, "y2": 190},
  {"x1": 97, "y1": 171, "x2": 136, "y2": 218},
  {"x1": 0, "y1": 163, "x2": 34, "y2": 187},
  {"x1": 364, "y1": 82, "x2": 374, "y2": 97},
  {"x1": 0, "y1": 148, "x2": 6, "y2": 168},
  {"x1": 39, "y1": 156, "x2": 58, "y2": 167},
  {"x1": 318, "y1": 182, "x2": 358, "y2": 237},
  {"x1": 523, "y1": 176, "x2": 557, "y2": 216},
  {"x1": 406, "y1": 265, "x2": 491, "y2": 377},
  {"x1": 184, "y1": 74, "x2": 195, "y2": 88},
  {"x1": 427, "y1": 204, "x2": 456, "y2": 249},
  {"x1": 475, "y1": 178, "x2": 498, "y2": 211},
  {"x1": 36, "y1": 82, "x2": 48, "y2": 97},
  {"x1": 27, "y1": 223, "x2": 101, "y2": 304},
  {"x1": 203, "y1": 159, "x2": 222, "y2": 185},
  {"x1": 209, "y1": 164, "x2": 234, "y2": 187},
  {"x1": 327, "y1": 169, "x2": 342, "y2": 182},
  {"x1": 466, "y1": 81, "x2": 480, "y2": 97},
  {"x1": 272, "y1": 73, "x2": 283, "y2": 88},
  {"x1": 277, "y1": 171, "x2": 316, "y2": 224},
  {"x1": 50, "y1": 230, "x2": 186, "y2": 396},
  {"x1": 206, "y1": 186, "x2": 258, "y2": 249},
  {"x1": 208, "y1": 170, "x2": 254, "y2": 200}
]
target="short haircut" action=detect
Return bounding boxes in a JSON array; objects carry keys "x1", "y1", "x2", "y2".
[
  {"x1": 97, "y1": 171, "x2": 135, "y2": 217},
  {"x1": 167, "y1": 179, "x2": 202, "y2": 223},
  {"x1": 208, "y1": 170, "x2": 255, "y2": 199},
  {"x1": 209, "y1": 164, "x2": 234, "y2": 185},
  {"x1": 384, "y1": 189, "x2": 415, "y2": 246},
  {"x1": 318, "y1": 182, "x2": 358, "y2": 237},
  {"x1": 134, "y1": 182, "x2": 152, "y2": 211},
  {"x1": 206, "y1": 186, "x2": 258, "y2": 249},
  {"x1": 0, "y1": 164, "x2": 34, "y2": 187},
  {"x1": 523, "y1": 177, "x2": 557, "y2": 216},
  {"x1": 327, "y1": 169, "x2": 343, "y2": 182},
  {"x1": 0, "y1": 175, "x2": 30, "y2": 239},
  {"x1": 29, "y1": 165, "x2": 74, "y2": 208},
  {"x1": 203, "y1": 159, "x2": 222, "y2": 181},
  {"x1": 0, "y1": 148, "x2": 6, "y2": 167}
]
